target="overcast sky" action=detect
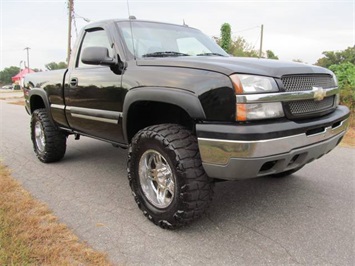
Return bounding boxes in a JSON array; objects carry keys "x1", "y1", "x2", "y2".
[{"x1": 0, "y1": 0, "x2": 354, "y2": 70}]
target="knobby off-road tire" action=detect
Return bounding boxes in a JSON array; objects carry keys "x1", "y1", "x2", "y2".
[
  {"x1": 128, "y1": 124, "x2": 214, "y2": 229},
  {"x1": 31, "y1": 108, "x2": 67, "y2": 163}
]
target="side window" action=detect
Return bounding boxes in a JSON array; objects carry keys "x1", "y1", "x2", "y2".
[{"x1": 77, "y1": 29, "x2": 114, "y2": 68}]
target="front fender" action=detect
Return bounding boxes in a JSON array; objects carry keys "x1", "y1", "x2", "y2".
[{"x1": 122, "y1": 87, "x2": 206, "y2": 142}]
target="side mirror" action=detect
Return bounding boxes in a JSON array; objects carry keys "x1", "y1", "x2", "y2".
[{"x1": 81, "y1": 46, "x2": 116, "y2": 66}]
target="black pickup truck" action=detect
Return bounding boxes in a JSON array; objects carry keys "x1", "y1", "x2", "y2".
[{"x1": 24, "y1": 18, "x2": 350, "y2": 229}]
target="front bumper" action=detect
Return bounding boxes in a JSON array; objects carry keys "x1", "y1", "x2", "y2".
[{"x1": 197, "y1": 106, "x2": 350, "y2": 180}]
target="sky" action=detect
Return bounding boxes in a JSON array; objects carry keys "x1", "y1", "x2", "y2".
[{"x1": 0, "y1": 0, "x2": 354, "y2": 71}]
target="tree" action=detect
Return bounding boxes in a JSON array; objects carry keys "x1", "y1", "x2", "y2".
[
  {"x1": 329, "y1": 62, "x2": 355, "y2": 111},
  {"x1": 266, "y1": 50, "x2": 279, "y2": 60},
  {"x1": 315, "y1": 46, "x2": 355, "y2": 68},
  {"x1": 45, "y1": 62, "x2": 68, "y2": 70},
  {"x1": 216, "y1": 23, "x2": 269, "y2": 58},
  {"x1": 220, "y1": 23, "x2": 232, "y2": 53},
  {"x1": 293, "y1": 59, "x2": 304, "y2": 63},
  {"x1": 0, "y1": 66, "x2": 20, "y2": 85},
  {"x1": 229, "y1": 36, "x2": 258, "y2": 57},
  {"x1": 315, "y1": 46, "x2": 355, "y2": 111},
  {"x1": 329, "y1": 62, "x2": 355, "y2": 88}
]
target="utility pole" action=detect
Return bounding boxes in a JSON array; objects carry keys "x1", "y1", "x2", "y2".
[
  {"x1": 259, "y1": 24, "x2": 264, "y2": 58},
  {"x1": 24, "y1": 47, "x2": 30, "y2": 70},
  {"x1": 67, "y1": 0, "x2": 73, "y2": 64}
]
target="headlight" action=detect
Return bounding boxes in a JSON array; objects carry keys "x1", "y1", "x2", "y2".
[
  {"x1": 230, "y1": 74, "x2": 278, "y2": 94},
  {"x1": 230, "y1": 74, "x2": 283, "y2": 121},
  {"x1": 236, "y1": 102, "x2": 284, "y2": 121}
]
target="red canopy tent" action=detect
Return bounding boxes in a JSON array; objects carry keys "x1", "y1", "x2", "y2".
[{"x1": 12, "y1": 68, "x2": 35, "y2": 82}]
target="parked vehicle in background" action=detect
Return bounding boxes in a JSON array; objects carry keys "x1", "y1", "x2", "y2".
[
  {"x1": 1, "y1": 84, "x2": 13, "y2": 90},
  {"x1": 23, "y1": 18, "x2": 350, "y2": 229}
]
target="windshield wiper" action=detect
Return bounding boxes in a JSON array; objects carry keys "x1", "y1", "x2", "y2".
[
  {"x1": 196, "y1": 52, "x2": 226, "y2": 57},
  {"x1": 142, "y1": 51, "x2": 190, "y2": 58}
]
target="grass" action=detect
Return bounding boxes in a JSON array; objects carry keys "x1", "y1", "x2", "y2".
[
  {"x1": 340, "y1": 112, "x2": 355, "y2": 147},
  {"x1": 0, "y1": 163, "x2": 112, "y2": 266}
]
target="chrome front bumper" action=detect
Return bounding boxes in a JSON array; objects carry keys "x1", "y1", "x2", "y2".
[{"x1": 198, "y1": 117, "x2": 349, "y2": 180}]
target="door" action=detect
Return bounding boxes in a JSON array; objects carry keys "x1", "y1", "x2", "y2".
[{"x1": 65, "y1": 28, "x2": 126, "y2": 143}]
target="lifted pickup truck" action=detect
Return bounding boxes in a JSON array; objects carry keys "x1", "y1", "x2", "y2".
[{"x1": 24, "y1": 18, "x2": 350, "y2": 229}]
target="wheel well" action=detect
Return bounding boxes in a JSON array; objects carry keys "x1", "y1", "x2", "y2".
[
  {"x1": 126, "y1": 101, "x2": 195, "y2": 142},
  {"x1": 30, "y1": 95, "x2": 45, "y2": 113}
]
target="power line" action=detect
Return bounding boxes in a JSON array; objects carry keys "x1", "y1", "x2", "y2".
[
  {"x1": 72, "y1": 10, "x2": 91, "y2": 37},
  {"x1": 73, "y1": 11, "x2": 91, "y2": 23},
  {"x1": 232, "y1": 26, "x2": 260, "y2": 34},
  {"x1": 73, "y1": 12, "x2": 78, "y2": 37}
]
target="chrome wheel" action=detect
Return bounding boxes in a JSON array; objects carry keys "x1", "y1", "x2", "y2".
[
  {"x1": 34, "y1": 121, "x2": 45, "y2": 152},
  {"x1": 138, "y1": 149, "x2": 175, "y2": 208},
  {"x1": 128, "y1": 124, "x2": 214, "y2": 228},
  {"x1": 31, "y1": 109, "x2": 67, "y2": 163}
]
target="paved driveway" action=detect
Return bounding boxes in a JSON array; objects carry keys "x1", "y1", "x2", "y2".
[{"x1": 1, "y1": 101, "x2": 354, "y2": 265}]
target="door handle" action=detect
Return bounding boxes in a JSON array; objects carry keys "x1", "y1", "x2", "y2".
[{"x1": 70, "y1": 77, "x2": 78, "y2": 87}]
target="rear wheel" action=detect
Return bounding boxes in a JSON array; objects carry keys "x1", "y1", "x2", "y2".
[
  {"x1": 128, "y1": 124, "x2": 214, "y2": 229},
  {"x1": 31, "y1": 108, "x2": 67, "y2": 163}
]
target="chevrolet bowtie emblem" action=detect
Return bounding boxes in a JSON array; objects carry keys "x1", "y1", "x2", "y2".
[{"x1": 313, "y1": 86, "x2": 326, "y2": 101}]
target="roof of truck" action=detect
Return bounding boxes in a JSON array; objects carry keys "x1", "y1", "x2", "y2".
[{"x1": 82, "y1": 18, "x2": 196, "y2": 30}]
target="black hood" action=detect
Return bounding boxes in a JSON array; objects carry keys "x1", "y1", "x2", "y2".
[{"x1": 137, "y1": 56, "x2": 333, "y2": 78}]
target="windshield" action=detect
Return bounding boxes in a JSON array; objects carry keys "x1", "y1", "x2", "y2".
[{"x1": 117, "y1": 21, "x2": 228, "y2": 58}]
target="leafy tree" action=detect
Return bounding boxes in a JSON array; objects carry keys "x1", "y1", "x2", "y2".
[
  {"x1": 45, "y1": 62, "x2": 68, "y2": 70},
  {"x1": 266, "y1": 50, "x2": 279, "y2": 60},
  {"x1": 216, "y1": 23, "x2": 269, "y2": 58},
  {"x1": 329, "y1": 62, "x2": 355, "y2": 88},
  {"x1": 229, "y1": 36, "x2": 258, "y2": 57},
  {"x1": 329, "y1": 62, "x2": 355, "y2": 111},
  {"x1": 315, "y1": 47, "x2": 355, "y2": 111},
  {"x1": 220, "y1": 23, "x2": 232, "y2": 53},
  {"x1": 0, "y1": 66, "x2": 20, "y2": 85},
  {"x1": 315, "y1": 46, "x2": 355, "y2": 68}
]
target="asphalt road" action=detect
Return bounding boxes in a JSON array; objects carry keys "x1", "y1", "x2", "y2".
[{"x1": 1, "y1": 101, "x2": 354, "y2": 265}]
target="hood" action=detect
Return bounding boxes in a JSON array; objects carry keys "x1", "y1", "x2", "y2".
[{"x1": 136, "y1": 56, "x2": 332, "y2": 78}]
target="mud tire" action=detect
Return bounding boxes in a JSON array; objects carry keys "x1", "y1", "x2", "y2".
[
  {"x1": 31, "y1": 108, "x2": 67, "y2": 163},
  {"x1": 128, "y1": 124, "x2": 214, "y2": 229}
]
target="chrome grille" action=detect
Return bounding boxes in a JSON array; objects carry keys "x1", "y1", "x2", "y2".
[
  {"x1": 281, "y1": 74, "x2": 337, "y2": 118},
  {"x1": 282, "y1": 74, "x2": 336, "y2": 91},
  {"x1": 287, "y1": 96, "x2": 335, "y2": 116}
]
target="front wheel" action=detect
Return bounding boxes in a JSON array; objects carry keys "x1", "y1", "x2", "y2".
[
  {"x1": 31, "y1": 108, "x2": 67, "y2": 163},
  {"x1": 128, "y1": 124, "x2": 214, "y2": 229}
]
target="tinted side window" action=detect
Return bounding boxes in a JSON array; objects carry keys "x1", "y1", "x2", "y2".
[{"x1": 77, "y1": 30, "x2": 113, "y2": 68}]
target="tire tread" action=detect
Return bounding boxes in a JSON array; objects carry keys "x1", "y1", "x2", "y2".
[
  {"x1": 128, "y1": 124, "x2": 214, "y2": 229},
  {"x1": 31, "y1": 108, "x2": 67, "y2": 163}
]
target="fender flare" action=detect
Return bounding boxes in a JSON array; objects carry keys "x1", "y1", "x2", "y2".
[
  {"x1": 28, "y1": 88, "x2": 51, "y2": 112},
  {"x1": 28, "y1": 88, "x2": 55, "y2": 123},
  {"x1": 122, "y1": 87, "x2": 206, "y2": 142}
]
